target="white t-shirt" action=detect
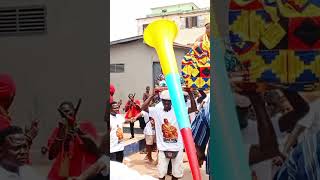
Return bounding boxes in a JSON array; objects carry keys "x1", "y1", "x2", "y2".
[
  {"x1": 0, "y1": 165, "x2": 44, "y2": 180},
  {"x1": 110, "y1": 114, "x2": 126, "y2": 153},
  {"x1": 203, "y1": 93, "x2": 210, "y2": 108},
  {"x1": 149, "y1": 106, "x2": 183, "y2": 151},
  {"x1": 110, "y1": 161, "x2": 157, "y2": 180},
  {"x1": 241, "y1": 113, "x2": 285, "y2": 145},
  {"x1": 242, "y1": 114, "x2": 287, "y2": 180},
  {"x1": 186, "y1": 100, "x2": 198, "y2": 123},
  {"x1": 98, "y1": 155, "x2": 110, "y2": 176},
  {"x1": 142, "y1": 111, "x2": 155, "y2": 136},
  {"x1": 298, "y1": 99, "x2": 320, "y2": 137}
]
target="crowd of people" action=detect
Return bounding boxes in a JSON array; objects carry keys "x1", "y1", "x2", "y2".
[{"x1": 109, "y1": 80, "x2": 210, "y2": 179}]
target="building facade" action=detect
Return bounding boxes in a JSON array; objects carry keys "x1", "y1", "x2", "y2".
[
  {"x1": 110, "y1": 36, "x2": 189, "y2": 103},
  {"x1": 137, "y1": 3, "x2": 209, "y2": 46}
]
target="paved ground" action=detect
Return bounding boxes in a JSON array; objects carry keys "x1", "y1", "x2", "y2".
[{"x1": 124, "y1": 151, "x2": 209, "y2": 180}]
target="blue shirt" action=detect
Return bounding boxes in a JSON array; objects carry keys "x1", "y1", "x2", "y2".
[
  {"x1": 274, "y1": 131, "x2": 320, "y2": 180},
  {"x1": 191, "y1": 99, "x2": 210, "y2": 174}
]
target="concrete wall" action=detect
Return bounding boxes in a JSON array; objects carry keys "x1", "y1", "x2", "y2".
[
  {"x1": 0, "y1": 0, "x2": 107, "y2": 151},
  {"x1": 110, "y1": 39, "x2": 187, "y2": 103}
]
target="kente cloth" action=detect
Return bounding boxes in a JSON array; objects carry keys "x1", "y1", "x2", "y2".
[
  {"x1": 228, "y1": 0, "x2": 320, "y2": 91},
  {"x1": 181, "y1": 34, "x2": 210, "y2": 90},
  {"x1": 125, "y1": 99, "x2": 141, "y2": 119},
  {"x1": 0, "y1": 74, "x2": 15, "y2": 131},
  {"x1": 47, "y1": 121, "x2": 98, "y2": 180}
]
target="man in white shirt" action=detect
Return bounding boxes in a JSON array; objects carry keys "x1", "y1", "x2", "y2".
[
  {"x1": 0, "y1": 126, "x2": 43, "y2": 180},
  {"x1": 141, "y1": 90, "x2": 197, "y2": 180},
  {"x1": 110, "y1": 101, "x2": 131, "y2": 163}
]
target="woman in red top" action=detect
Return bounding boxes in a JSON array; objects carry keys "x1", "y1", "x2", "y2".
[
  {"x1": 47, "y1": 101, "x2": 99, "y2": 180},
  {"x1": 124, "y1": 93, "x2": 141, "y2": 139}
]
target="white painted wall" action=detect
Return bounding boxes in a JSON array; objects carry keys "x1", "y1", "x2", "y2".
[{"x1": 0, "y1": 0, "x2": 107, "y2": 151}]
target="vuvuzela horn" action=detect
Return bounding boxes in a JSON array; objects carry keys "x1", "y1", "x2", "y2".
[{"x1": 144, "y1": 19, "x2": 202, "y2": 180}]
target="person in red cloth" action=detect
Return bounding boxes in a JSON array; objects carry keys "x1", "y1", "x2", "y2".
[
  {"x1": 124, "y1": 93, "x2": 141, "y2": 139},
  {"x1": 0, "y1": 73, "x2": 38, "y2": 147},
  {"x1": 0, "y1": 74, "x2": 16, "y2": 131},
  {"x1": 47, "y1": 101, "x2": 99, "y2": 180}
]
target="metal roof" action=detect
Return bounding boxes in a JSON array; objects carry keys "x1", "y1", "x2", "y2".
[
  {"x1": 150, "y1": 2, "x2": 199, "y2": 10},
  {"x1": 110, "y1": 35, "x2": 190, "y2": 49}
]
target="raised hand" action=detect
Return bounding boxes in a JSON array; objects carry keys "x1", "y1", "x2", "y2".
[{"x1": 25, "y1": 119, "x2": 39, "y2": 144}]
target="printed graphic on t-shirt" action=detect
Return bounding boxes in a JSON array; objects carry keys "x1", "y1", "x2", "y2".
[
  {"x1": 150, "y1": 117, "x2": 155, "y2": 130},
  {"x1": 116, "y1": 125, "x2": 123, "y2": 142},
  {"x1": 161, "y1": 118, "x2": 178, "y2": 143}
]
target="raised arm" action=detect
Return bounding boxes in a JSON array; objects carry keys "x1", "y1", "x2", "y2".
[
  {"x1": 187, "y1": 89, "x2": 198, "y2": 114},
  {"x1": 278, "y1": 90, "x2": 310, "y2": 132},
  {"x1": 247, "y1": 92, "x2": 280, "y2": 165},
  {"x1": 197, "y1": 90, "x2": 207, "y2": 104},
  {"x1": 141, "y1": 89, "x2": 156, "y2": 113}
]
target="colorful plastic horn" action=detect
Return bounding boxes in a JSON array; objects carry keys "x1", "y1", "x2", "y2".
[{"x1": 144, "y1": 19, "x2": 202, "y2": 180}]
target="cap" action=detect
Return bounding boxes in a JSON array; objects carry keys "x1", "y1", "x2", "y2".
[{"x1": 160, "y1": 90, "x2": 171, "y2": 100}]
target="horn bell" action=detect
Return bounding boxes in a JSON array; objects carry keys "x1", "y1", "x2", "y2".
[{"x1": 143, "y1": 19, "x2": 178, "y2": 48}]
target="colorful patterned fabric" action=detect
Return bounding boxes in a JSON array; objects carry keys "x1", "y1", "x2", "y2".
[
  {"x1": 228, "y1": 0, "x2": 320, "y2": 91},
  {"x1": 181, "y1": 34, "x2": 210, "y2": 90}
]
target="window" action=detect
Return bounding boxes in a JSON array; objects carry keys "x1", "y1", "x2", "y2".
[
  {"x1": 185, "y1": 16, "x2": 198, "y2": 28},
  {"x1": 0, "y1": 5, "x2": 46, "y2": 36},
  {"x1": 110, "y1": 64, "x2": 125, "y2": 73},
  {"x1": 142, "y1": 24, "x2": 149, "y2": 32}
]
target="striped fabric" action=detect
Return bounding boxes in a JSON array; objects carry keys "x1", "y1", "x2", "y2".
[
  {"x1": 191, "y1": 99, "x2": 210, "y2": 174},
  {"x1": 275, "y1": 131, "x2": 320, "y2": 180}
]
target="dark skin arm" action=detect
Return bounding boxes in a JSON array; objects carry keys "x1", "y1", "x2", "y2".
[
  {"x1": 247, "y1": 92, "x2": 280, "y2": 165},
  {"x1": 141, "y1": 89, "x2": 157, "y2": 113},
  {"x1": 196, "y1": 145, "x2": 206, "y2": 167},
  {"x1": 24, "y1": 119, "x2": 39, "y2": 147},
  {"x1": 197, "y1": 90, "x2": 207, "y2": 104},
  {"x1": 76, "y1": 128, "x2": 99, "y2": 156},
  {"x1": 186, "y1": 89, "x2": 198, "y2": 114},
  {"x1": 278, "y1": 89, "x2": 309, "y2": 132}
]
